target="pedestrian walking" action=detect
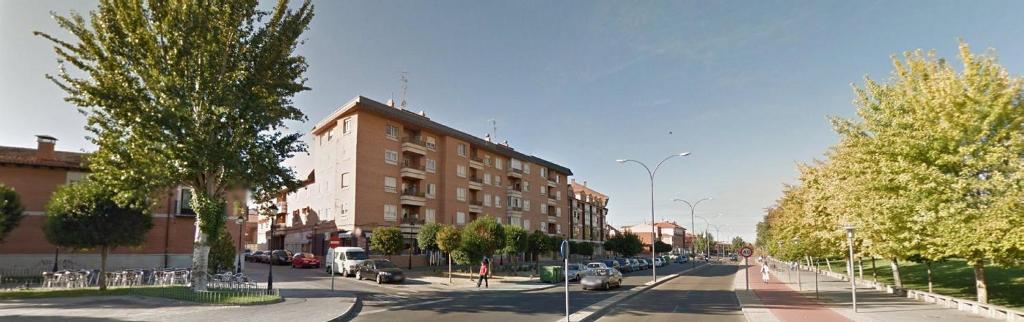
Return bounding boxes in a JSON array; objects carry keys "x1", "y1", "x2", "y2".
[
  {"x1": 477, "y1": 258, "x2": 489, "y2": 288},
  {"x1": 761, "y1": 264, "x2": 770, "y2": 283}
]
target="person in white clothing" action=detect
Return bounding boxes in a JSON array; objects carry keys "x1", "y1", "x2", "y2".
[{"x1": 760, "y1": 264, "x2": 770, "y2": 283}]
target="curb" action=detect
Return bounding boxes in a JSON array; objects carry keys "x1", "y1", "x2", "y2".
[
  {"x1": 730, "y1": 266, "x2": 781, "y2": 322},
  {"x1": 327, "y1": 296, "x2": 361, "y2": 322},
  {"x1": 556, "y1": 263, "x2": 711, "y2": 322}
]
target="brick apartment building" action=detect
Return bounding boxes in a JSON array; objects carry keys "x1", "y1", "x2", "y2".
[
  {"x1": 620, "y1": 220, "x2": 688, "y2": 254},
  {"x1": 261, "y1": 96, "x2": 573, "y2": 264},
  {"x1": 0, "y1": 135, "x2": 253, "y2": 271},
  {"x1": 569, "y1": 179, "x2": 608, "y2": 255}
]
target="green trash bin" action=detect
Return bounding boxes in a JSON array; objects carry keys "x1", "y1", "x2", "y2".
[{"x1": 540, "y1": 265, "x2": 565, "y2": 283}]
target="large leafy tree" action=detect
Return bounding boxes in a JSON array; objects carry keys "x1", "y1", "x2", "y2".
[
  {"x1": 417, "y1": 222, "x2": 442, "y2": 265},
  {"x1": 605, "y1": 232, "x2": 643, "y2": 257},
  {"x1": 460, "y1": 215, "x2": 505, "y2": 265},
  {"x1": 499, "y1": 225, "x2": 528, "y2": 264},
  {"x1": 370, "y1": 226, "x2": 404, "y2": 259},
  {"x1": 43, "y1": 179, "x2": 152, "y2": 290},
  {"x1": 36, "y1": 0, "x2": 314, "y2": 290},
  {"x1": 0, "y1": 184, "x2": 24, "y2": 242}
]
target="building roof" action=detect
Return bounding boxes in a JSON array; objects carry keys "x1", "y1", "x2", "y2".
[
  {"x1": 570, "y1": 180, "x2": 608, "y2": 202},
  {"x1": 654, "y1": 221, "x2": 684, "y2": 229},
  {"x1": 312, "y1": 96, "x2": 573, "y2": 175},
  {"x1": 0, "y1": 146, "x2": 87, "y2": 170}
]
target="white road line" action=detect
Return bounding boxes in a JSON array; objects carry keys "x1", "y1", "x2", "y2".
[{"x1": 359, "y1": 298, "x2": 454, "y2": 316}]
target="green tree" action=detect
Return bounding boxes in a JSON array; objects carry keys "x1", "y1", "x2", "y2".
[
  {"x1": 731, "y1": 236, "x2": 746, "y2": 252},
  {"x1": 417, "y1": 222, "x2": 442, "y2": 265},
  {"x1": 371, "y1": 227, "x2": 404, "y2": 259},
  {"x1": 460, "y1": 215, "x2": 505, "y2": 265},
  {"x1": 654, "y1": 240, "x2": 672, "y2": 253},
  {"x1": 43, "y1": 180, "x2": 152, "y2": 290},
  {"x1": 208, "y1": 228, "x2": 236, "y2": 273},
  {"x1": 528, "y1": 230, "x2": 553, "y2": 275},
  {"x1": 0, "y1": 184, "x2": 25, "y2": 242},
  {"x1": 603, "y1": 235, "x2": 622, "y2": 256},
  {"x1": 435, "y1": 225, "x2": 461, "y2": 284},
  {"x1": 37, "y1": 0, "x2": 315, "y2": 291},
  {"x1": 609, "y1": 232, "x2": 643, "y2": 257},
  {"x1": 500, "y1": 225, "x2": 528, "y2": 265}
]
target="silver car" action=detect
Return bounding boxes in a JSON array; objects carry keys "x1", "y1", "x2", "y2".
[
  {"x1": 581, "y1": 268, "x2": 622, "y2": 290},
  {"x1": 566, "y1": 263, "x2": 585, "y2": 281}
]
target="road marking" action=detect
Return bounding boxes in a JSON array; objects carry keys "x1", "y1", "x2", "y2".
[{"x1": 359, "y1": 298, "x2": 453, "y2": 316}]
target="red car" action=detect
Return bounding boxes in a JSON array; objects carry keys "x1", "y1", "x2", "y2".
[{"x1": 291, "y1": 252, "x2": 321, "y2": 268}]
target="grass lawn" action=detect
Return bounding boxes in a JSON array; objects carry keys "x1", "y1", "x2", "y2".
[
  {"x1": 0, "y1": 285, "x2": 281, "y2": 305},
  {"x1": 813, "y1": 258, "x2": 1024, "y2": 310}
]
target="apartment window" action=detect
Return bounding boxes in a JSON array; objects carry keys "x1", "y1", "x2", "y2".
[
  {"x1": 457, "y1": 212, "x2": 466, "y2": 224},
  {"x1": 341, "y1": 172, "x2": 350, "y2": 189},
  {"x1": 557, "y1": 224, "x2": 562, "y2": 234},
  {"x1": 426, "y1": 184, "x2": 437, "y2": 199},
  {"x1": 524, "y1": 200, "x2": 531, "y2": 211},
  {"x1": 483, "y1": 193, "x2": 492, "y2": 206},
  {"x1": 457, "y1": 144, "x2": 467, "y2": 157},
  {"x1": 483, "y1": 173, "x2": 491, "y2": 185},
  {"x1": 484, "y1": 156, "x2": 492, "y2": 166},
  {"x1": 327, "y1": 128, "x2": 334, "y2": 141},
  {"x1": 385, "y1": 150, "x2": 398, "y2": 165},
  {"x1": 426, "y1": 159, "x2": 436, "y2": 173},
  {"x1": 494, "y1": 196, "x2": 502, "y2": 208},
  {"x1": 556, "y1": 191, "x2": 562, "y2": 200},
  {"x1": 386, "y1": 124, "x2": 399, "y2": 139},
  {"x1": 541, "y1": 205, "x2": 547, "y2": 214},
  {"x1": 457, "y1": 188, "x2": 467, "y2": 202},
  {"x1": 495, "y1": 176, "x2": 501, "y2": 187},
  {"x1": 524, "y1": 219, "x2": 531, "y2": 231},
  {"x1": 510, "y1": 159, "x2": 522, "y2": 171},
  {"x1": 178, "y1": 188, "x2": 194, "y2": 215},
  {"x1": 425, "y1": 209, "x2": 436, "y2": 223},
  {"x1": 495, "y1": 158, "x2": 503, "y2": 170},
  {"x1": 426, "y1": 136, "x2": 437, "y2": 150},
  {"x1": 343, "y1": 118, "x2": 352, "y2": 134},
  {"x1": 457, "y1": 165, "x2": 467, "y2": 178},
  {"x1": 384, "y1": 204, "x2": 398, "y2": 222},
  {"x1": 384, "y1": 176, "x2": 397, "y2": 193},
  {"x1": 540, "y1": 167, "x2": 547, "y2": 178},
  {"x1": 556, "y1": 207, "x2": 562, "y2": 217},
  {"x1": 540, "y1": 185, "x2": 547, "y2": 195},
  {"x1": 523, "y1": 181, "x2": 529, "y2": 192},
  {"x1": 511, "y1": 216, "x2": 522, "y2": 227}
]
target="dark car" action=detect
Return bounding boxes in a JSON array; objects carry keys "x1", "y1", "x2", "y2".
[
  {"x1": 292, "y1": 252, "x2": 321, "y2": 268},
  {"x1": 270, "y1": 250, "x2": 293, "y2": 265},
  {"x1": 581, "y1": 268, "x2": 622, "y2": 290},
  {"x1": 614, "y1": 259, "x2": 631, "y2": 272},
  {"x1": 601, "y1": 259, "x2": 621, "y2": 271},
  {"x1": 355, "y1": 259, "x2": 405, "y2": 284},
  {"x1": 247, "y1": 250, "x2": 262, "y2": 262}
]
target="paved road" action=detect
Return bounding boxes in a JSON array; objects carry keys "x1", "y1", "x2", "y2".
[
  {"x1": 347, "y1": 262, "x2": 704, "y2": 322},
  {"x1": 595, "y1": 264, "x2": 744, "y2": 322}
]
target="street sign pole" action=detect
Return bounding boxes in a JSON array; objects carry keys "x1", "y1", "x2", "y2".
[
  {"x1": 561, "y1": 240, "x2": 570, "y2": 322},
  {"x1": 745, "y1": 256, "x2": 749, "y2": 290}
]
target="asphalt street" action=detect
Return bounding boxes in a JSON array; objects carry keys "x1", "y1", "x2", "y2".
[{"x1": 596, "y1": 264, "x2": 744, "y2": 322}]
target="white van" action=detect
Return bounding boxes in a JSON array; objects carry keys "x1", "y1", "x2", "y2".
[{"x1": 325, "y1": 246, "x2": 369, "y2": 277}]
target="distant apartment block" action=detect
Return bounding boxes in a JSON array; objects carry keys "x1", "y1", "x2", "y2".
[
  {"x1": 569, "y1": 179, "x2": 608, "y2": 254},
  {"x1": 263, "y1": 96, "x2": 573, "y2": 261},
  {"x1": 620, "y1": 220, "x2": 688, "y2": 254}
]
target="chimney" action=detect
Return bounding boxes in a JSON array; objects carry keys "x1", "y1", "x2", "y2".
[
  {"x1": 387, "y1": 99, "x2": 396, "y2": 107},
  {"x1": 36, "y1": 135, "x2": 57, "y2": 160},
  {"x1": 583, "y1": 180, "x2": 587, "y2": 186}
]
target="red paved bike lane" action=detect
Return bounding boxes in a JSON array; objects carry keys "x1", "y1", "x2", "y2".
[{"x1": 747, "y1": 263, "x2": 851, "y2": 322}]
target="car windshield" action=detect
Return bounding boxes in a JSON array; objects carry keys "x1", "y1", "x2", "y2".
[
  {"x1": 602, "y1": 260, "x2": 615, "y2": 266},
  {"x1": 587, "y1": 263, "x2": 602, "y2": 269},
  {"x1": 300, "y1": 253, "x2": 315, "y2": 259},
  {"x1": 345, "y1": 251, "x2": 368, "y2": 260},
  {"x1": 376, "y1": 261, "x2": 396, "y2": 268},
  {"x1": 594, "y1": 269, "x2": 611, "y2": 276},
  {"x1": 568, "y1": 264, "x2": 579, "y2": 270}
]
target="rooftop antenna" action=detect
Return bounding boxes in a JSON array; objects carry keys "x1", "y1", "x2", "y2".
[
  {"x1": 489, "y1": 119, "x2": 497, "y2": 142},
  {"x1": 400, "y1": 72, "x2": 408, "y2": 110}
]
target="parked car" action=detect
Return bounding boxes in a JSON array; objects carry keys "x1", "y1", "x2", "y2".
[
  {"x1": 242, "y1": 249, "x2": 253, "y2": 262},
  {"x1": 291, "y1": 252, "x2": 321, "y2": 268},
  {"x1": 600, "y1": 259, "x2": 621, "y2": 271},
  {"x1": 355, "y1": 259, "x2": 405, "y2": 284},
  {"x1": 653, "y1": 257, "x2": 664, "y2": 267},
  {"x1": 581, "y1": 268, "x2": 622, "y2": 290},
  {"x1": 247, "y1": 250, "x2": 264, "y2": 262},
  {"x1": 614, "y1": 259, "x2": 631, "y2": 272},
  {"x1": 567, "y1": 263, "x2": 585, "y2": 281},
  {"x1": 628, "y1": 258, "x2": 641, "y2": 271},
  {"x1": 638, "y1": 258, "x2": 650, "y2": 269},
  {"x1": 270, "y1": 250, "x2": 293, "y2": 265},
  {"x1": 586, "y1": 262, "x2": 610, "y2": 270},
  {"x1": 674, "y1": 256, "x2": 689, "y2": 264},
  {"x1": 326, "y1": 246, "x2": 369, "y2": 276}
]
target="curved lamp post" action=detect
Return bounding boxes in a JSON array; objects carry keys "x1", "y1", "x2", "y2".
[
  {"x1": 267, "y1": 204, "x2": 278, "y2": 293},
  {"x1": 673, "y1": 197, "x2": 711, "y2": 269},
  {"x1": 235, "y1": 216, "x2": 245, "y2": 274},
  {"x1": 616, "y1": 152, "x2": 690, "y2": 283}
]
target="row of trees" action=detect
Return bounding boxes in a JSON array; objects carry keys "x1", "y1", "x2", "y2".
[{"x1": 755, "y1": 42, "x2": 1024, "y2": 303}]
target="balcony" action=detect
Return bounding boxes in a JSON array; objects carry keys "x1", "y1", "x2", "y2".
[
  {"x1": 547, "y1": 177, "x2": 558, "y2": 187},
  {"x1": 507, "y1": 205, "x2": 524, "y2": 214},
  {"x1": 469, "y1": 200, "x2": 483, "y2": 213},
  {"x1": 402, "y1": 137, "x2": 428, "y2": 155},
  {"x1": 400, "y1": 216, "x2": 425, "y2": 226},
  {"x1": 468, "y1": 177, "x2": 483, "y2": 190},
  {"x1": 507, "y1": 186, "x2": 523, "y2": 197},
  {"x1": 469, "y1": 156, "x2": 485, "y2": 169},
  {"x1": 401, "y1": 159, "x2": 426, "y2": 180},
  {"x1": 506, "y1": 167, "x2": 524, "y2": 179},
  {"x1": 400, "y1": 189, "x2": 426, "y2": 207}
]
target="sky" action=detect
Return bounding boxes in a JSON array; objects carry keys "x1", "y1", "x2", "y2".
[{"x1": 4, "y1": 0, "x2": 1024, "y2": 242}]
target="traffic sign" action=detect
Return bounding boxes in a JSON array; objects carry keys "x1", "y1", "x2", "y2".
[
  {"x1": 739, "y1": 246, "x2": 753, "y2": 258},
  {"x1": 559, "y1": 240, "x2": 569, "y2": 259},
  {"x1": 329, "y1": 236, "x2": 340, "y2": 248}
]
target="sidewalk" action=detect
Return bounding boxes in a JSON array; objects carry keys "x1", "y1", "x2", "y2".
[
  {"x1": 735, "y1": 261, "x2": 999, "y2": 322},
  {"x1": 408, "y1": 271, "x2": 559, "y2": 292}
]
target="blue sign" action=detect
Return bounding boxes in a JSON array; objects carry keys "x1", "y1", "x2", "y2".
[{"x1": 560, "y1": 240, "x2": 569, "y2": 259}]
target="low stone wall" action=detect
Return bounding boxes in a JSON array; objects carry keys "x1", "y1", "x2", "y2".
[{"x1": 0, "y1": 253, "x2": 195, "y2": 273}]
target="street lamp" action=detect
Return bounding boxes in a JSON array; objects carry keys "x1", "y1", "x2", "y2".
[
  {"x1": 844, "y1": 224, "x2": 857, "y2": 312},
  {"x1": 616, "y1": 152, "x2": 690, "y2": 283},
  {"x1": 695, "y1": 215, "x2": 712, "y2": 263},
  {"x1": 267, "y1": 204, "x2": 278, "y2": 293},
  {"x1": 673, "y1": 197, "x2": 711, "y2": 269},
  {"x1": 235, "y1": 216, "x2": 245, "y2": 274}
]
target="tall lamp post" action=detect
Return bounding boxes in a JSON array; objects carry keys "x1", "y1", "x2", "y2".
[
  {"x1": 844, "y1": 224, "x2": 857, "y2": 312},
  {"x1": 617, "y1": 152, "x2": 690, "y2": 283},
  {"x1": 267, "y1": 204, "x2": 278, "y2": 293},
  {"x1": 235, "y1": 216, "x2": 245, "y2": 274},
  {"x1": 673, "y1": 197, "x2": 711, "y2": 269}
]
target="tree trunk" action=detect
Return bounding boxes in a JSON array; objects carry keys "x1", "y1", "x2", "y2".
[
  {"x1": 871, "y1": 257, "x2": 877, "y2": 281},
  {"x1": 857, "y1": 258, "x2": 864, "y2": 280},
  {"x1": 825, "y1": 257, "x2": 833, "y2": 272},
  {"x1": 191, "y1": 232, "x2": 211, "y2": 291},
  {"x1": 890, "y1": 258, "x2": 903, "y2": 288},
  {"x1": 926, "y1": 261, "x2": 933, "y2": 293},
  {"x1": 973, "y1": 261, "x2": 988, "y2": 303},
  {"x1": 98, "y1": 245, "x2": 109, "y2": 291}
]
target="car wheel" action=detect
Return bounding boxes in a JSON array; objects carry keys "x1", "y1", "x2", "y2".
[
  {"x1": 356, "y1": 271, "x2": 362, "y2": 280},
  {"x1": 326, "y1": 266, "x2": 332, "y2": 274},
  {"x1": 574, "y1": 274, "x2": 580, "y2": 281},
  {"x1": 603, "y1": 282, "x2": 609, "y2": 290},
  {"x1": 376, "y1": 275, "x2": 382, "y2": 284}
]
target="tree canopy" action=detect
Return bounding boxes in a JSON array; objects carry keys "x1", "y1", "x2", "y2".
[
  {"x1": 370, "y1": 226, "x2": 404, "y2": 257},
  {"x1": 0, "y1": 184, "x2": 24, "y2": 242}
]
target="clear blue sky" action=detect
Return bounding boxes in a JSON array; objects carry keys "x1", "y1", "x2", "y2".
[{"x1": 4, "y1": 1, "x2": 1024, "y2": 241}]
